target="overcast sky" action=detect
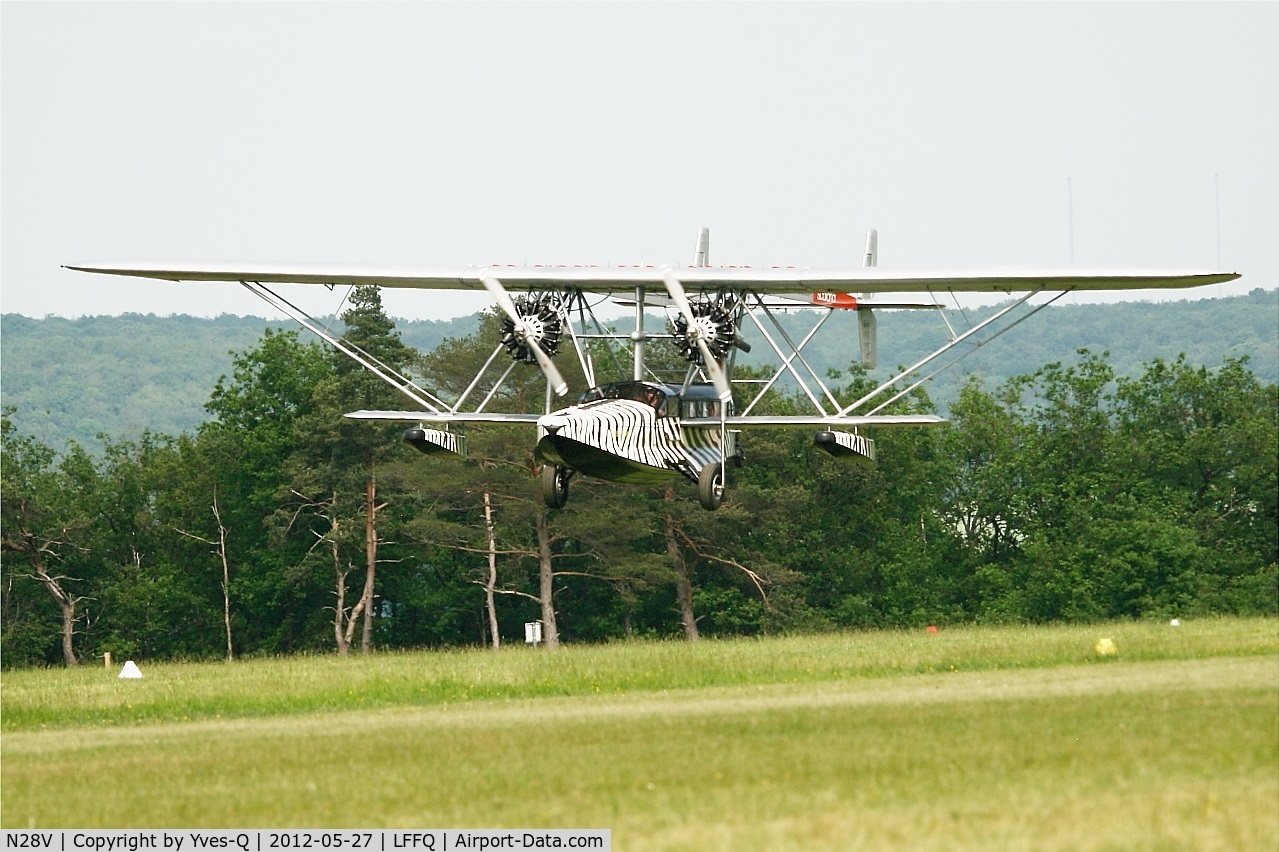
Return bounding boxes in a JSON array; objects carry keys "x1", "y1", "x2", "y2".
[{"x1": 3, "y1": 2, "x2": 1276, "y2": 322}]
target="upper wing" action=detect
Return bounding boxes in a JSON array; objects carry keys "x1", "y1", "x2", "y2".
[{"x1": 65, "y1": 260, "x2": 1239, "y2": 294}]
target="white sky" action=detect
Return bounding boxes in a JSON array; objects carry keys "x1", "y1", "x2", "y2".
[{"x1": 3, "y1": 2, "x2": 1276, "y2": 322}]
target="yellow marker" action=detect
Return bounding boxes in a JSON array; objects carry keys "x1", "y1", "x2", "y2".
[{"x1": 1095, "y1": 638, "x2": 1118, "y2": 656}]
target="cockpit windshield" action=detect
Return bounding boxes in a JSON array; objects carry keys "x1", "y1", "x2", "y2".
[{"x1": 578, "y1": 382, "x2": 671, "y2": 416}]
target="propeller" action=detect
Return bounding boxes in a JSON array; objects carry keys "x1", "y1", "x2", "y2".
[
  {"x1": 480, "y1": 273, "x2": 568, "y2": 397},
  {"x1": 661, "y1": 271, "x2": 732, "y2": 402}
]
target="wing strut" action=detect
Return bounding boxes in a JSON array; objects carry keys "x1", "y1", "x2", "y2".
[
  {"x1": 863, "y1": 290, "x2": 1070, "y2": 415},
  {"x1": 738, "y1": 308, "x2": 836, "y2": 417},
  {"x1": 837, "y1": 289, "x2": 1044, "y2": 416},
  {"x1": 743, "y1": 296, "x2": 842, "y2": 414},
  {"x1": 451, "y1": 343, "x2": 512, "y2": 413},
  {"x1": 240, "y1": 281, "x2": 448, "y2": 413}
]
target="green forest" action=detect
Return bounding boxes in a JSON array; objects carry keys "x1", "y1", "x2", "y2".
[{"x1": 2, "y1": 288, "x2": 1276, "y2": 667}]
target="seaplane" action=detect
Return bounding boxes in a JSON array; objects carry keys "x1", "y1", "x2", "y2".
[{"x1": 66, "y1": 229, "x2": 1239, "y2": 510}]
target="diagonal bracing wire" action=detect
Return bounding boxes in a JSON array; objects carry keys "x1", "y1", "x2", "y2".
[{"x1": 241, "y1": 281, "x2": 448, "y2": 413}]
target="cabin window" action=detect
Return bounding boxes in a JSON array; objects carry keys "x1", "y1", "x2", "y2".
[{"x1": 682, "y1": 399, "x2": 721, "y2": 419}]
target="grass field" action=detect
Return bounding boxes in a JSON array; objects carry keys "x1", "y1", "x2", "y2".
[{"x1": 3, "y1": 618, "x2": 1277, "y2": 849}]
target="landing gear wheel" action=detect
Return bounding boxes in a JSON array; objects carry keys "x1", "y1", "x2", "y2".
[
  {"x1": 697, "y1": 462, "x2": 726, "y2": 511},
  {"x1": 540, "y1": 465, "x2": 571, "y2": 509}
]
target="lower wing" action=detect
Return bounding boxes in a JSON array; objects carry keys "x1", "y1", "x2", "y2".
[
  {"x1": 344, "y1": 411, "x2": 945, "y2": 428},
  {"x1": 344, "y1": 411, "x2": 543, "y2": 424}
]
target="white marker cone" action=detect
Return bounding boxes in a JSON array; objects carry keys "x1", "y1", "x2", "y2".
[{"x1": 118, "y1": 660, "x2": 143, "y2": 679}]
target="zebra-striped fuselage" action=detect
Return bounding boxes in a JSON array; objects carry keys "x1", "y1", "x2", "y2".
[{"x1": 535, "y1": 382, "x2": 728, "y2": 484}]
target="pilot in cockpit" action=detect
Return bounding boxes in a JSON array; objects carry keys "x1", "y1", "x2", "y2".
[{"x1": 638, "y1": 385, "x2": 667, "y2": 415}]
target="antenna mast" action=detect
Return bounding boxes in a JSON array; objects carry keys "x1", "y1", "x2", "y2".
[
  {"x1": 1215, "y1": 173, "x2": 1222, "y2": 270},
  {"x1": 1067, "y1": 176, "x2": 1075, "y2": 265}
]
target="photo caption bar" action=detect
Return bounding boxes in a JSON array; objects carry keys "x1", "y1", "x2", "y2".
[{"x1": 2, "y1": 832, "x2": 610, "y2": 852}]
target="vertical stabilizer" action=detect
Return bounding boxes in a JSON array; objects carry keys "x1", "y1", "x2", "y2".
[
  {"x1": 694, "y1": 227, "x2": 710, "y2": 267},
  {"x1": 859, "y1": 228, "x2": 878, "y2": 368},
  {"x1": 858, "y1": 308, "x2": 877, "y2": 370}
]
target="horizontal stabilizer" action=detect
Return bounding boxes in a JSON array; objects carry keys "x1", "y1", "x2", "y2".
[{"x1": 858, "y1": 308, "x2": 877, "y2": 370}]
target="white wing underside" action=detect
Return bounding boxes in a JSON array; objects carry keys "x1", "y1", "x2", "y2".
[{"x1": 64, "y1": 260, "x2": 1239, "y2": 294}]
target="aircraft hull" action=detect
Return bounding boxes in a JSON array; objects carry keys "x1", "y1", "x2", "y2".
[
  {"x1": 535, "y1": 434, "x2": 680, "y2": 484},
  {"x1": 534, "y1": 393, "x2": 727, "y2": 485}
]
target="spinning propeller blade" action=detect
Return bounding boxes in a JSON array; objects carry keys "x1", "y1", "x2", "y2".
[
  {"x1": 662, "y1": 271, "x2": 732, "y2": 402},
  {"x1": 480, "y1": 273, "x2": 568, "y2": 397}
]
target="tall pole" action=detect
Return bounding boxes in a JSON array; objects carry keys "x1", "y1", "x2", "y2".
[
  {"x1": 1215, "y1": 173, "x2": 1222, "y2": 270},
  {"x1": 1067, "y1": 176, "x2": 1075, "y2": 265}
]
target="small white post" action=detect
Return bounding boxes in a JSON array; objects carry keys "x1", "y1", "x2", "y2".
[{"x1": 524, "y1": 621, "x2": 543, "y2": 646}]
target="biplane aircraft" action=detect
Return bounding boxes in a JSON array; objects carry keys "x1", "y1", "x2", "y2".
[{"x1": 67, "y1": 229, "x2": 1239, "y2": 510}]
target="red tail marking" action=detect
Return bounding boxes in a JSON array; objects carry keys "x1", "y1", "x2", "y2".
[{"x1": 809, "y1": 292, "x2": 860, "y2": 309}]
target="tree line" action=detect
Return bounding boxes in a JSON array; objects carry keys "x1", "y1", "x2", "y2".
[{"x1": 3, "y1": 287, "x2": 1275, "y2": 667}]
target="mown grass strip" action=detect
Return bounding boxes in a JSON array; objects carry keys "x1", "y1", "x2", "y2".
[
  {"x1": 3, "y1": 617, "x2": 1275, "y2": 731},
  {"x1": 3, "y1": 656, "x2": 1276, "y2": 847}
]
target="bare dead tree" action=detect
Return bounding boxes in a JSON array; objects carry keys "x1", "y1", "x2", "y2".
[
  {"x1": 359, "y1": 463, "x2": 389, "y2": 655},
  {"x1": 667, "y1": 549, "x2": 699, "y2": 640},
  {"x1": 408, "y1": 477, "x2": 567, "y2": 650},
  {"x1": 673, "y1": 527, "x2": 771, "y2": 604},
  {"x1": 286, "y1": 489, "x2": 364, "y2": 656},
  {"x1": 174, "y1": 489, "x2": 235, "y2": 661},
  {"x1": 423, "y1": 511, "x2": 564, "y2": 650},
  {"x1": 660, "y1": 487, "x2": 775, "y2": 642},
  {"x1": 533, "y1": 506, "x2": 561, "y2": 649},
  {"x1": 1, "y1": 524, "x2": 87, "y2": 666},
  {"x1": 482, "y1": 491, "x2": 500, "y2": 648},
  {"x1": 661, "y1": 490, "x2": 700, "y2": 641}
]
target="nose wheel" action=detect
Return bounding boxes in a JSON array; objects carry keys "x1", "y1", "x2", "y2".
[
  {"x1": 540, "y1": 464, "x2": 572, "y2": 509},
  {"x1": 697, "y1": 462, "x2": 725, "y2": 511}
]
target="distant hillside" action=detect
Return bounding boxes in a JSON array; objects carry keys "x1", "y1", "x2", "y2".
[
  {"x1": 3, "y1": 289, "x2": 1275, "y2": 452},
  {"x1": 0, "y1": 312, "x2": 479, "y2": 453}
]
